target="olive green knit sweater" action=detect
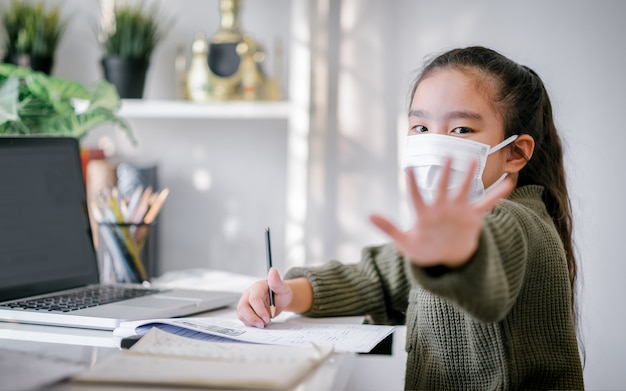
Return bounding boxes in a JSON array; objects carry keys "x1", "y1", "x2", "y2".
[{"x1": 285, "y1": 185, "x2": 584, "y2": 390}]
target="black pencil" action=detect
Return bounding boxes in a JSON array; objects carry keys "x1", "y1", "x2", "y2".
[{"x1": 265, "y1": 227, "x2": 276, "y2": 318}]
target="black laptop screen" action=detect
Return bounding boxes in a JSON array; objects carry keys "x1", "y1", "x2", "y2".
[{"x1": 0, "y1": 137, "x2": 100, "y2": 301}]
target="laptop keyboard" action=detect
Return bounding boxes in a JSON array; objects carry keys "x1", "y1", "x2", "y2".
[{"x1": 0, "y1": 285, "x2": 162, "y2": 313}]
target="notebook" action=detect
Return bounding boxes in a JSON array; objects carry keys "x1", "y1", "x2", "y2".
[
  {"x1": 73, "y1": 327, "x2": 334, "y2": 390},
  {"x1": 0, "y1": 136, "x2": 239, "y2": 330}
]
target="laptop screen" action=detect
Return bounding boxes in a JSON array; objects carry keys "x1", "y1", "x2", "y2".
[{"x1": 0, "y1": 137, "x2": 100, "y2": 302}]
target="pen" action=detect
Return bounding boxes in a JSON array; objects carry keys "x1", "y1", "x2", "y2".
[{"x1": 265, "y1": 227, "x2": 276, "y2": 318}]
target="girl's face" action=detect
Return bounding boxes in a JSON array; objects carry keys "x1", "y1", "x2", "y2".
[{"x1": 409, "y1": 68, "x2": 508, "y2": 189}]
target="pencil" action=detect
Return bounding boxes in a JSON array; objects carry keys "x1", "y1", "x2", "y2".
[
  {"x1": 143, "y1": 188, "x2": 170, "y2": 224},
  {"x1": 265, "y1": 227, "x2": 276, "y2": 318},
  {"x1": 108, "y1": 192, "x2": 148, "y2": 282}
]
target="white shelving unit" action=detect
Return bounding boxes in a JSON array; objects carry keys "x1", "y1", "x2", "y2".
[
  {"x1": 110, "y1": 0, "x2": 312, "y2": 269},
  {"x1": 119, "y1": 99, "x2": 292, "y2": 119}
]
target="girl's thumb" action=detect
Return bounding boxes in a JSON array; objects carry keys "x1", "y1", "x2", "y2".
[{"x1": 267, "y1": 267, "x2": 287, "y2": 293}]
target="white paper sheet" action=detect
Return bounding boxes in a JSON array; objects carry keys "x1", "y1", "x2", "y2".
[{"x1": 115, "y1": 317, "x2": 395, "y2": 353}]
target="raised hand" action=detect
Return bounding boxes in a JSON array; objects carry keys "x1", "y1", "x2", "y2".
[{"x1": 369, "y1": 158, "x2": 514, "y2": 268}]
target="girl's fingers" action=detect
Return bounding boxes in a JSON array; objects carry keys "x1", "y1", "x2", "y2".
[
  {"x1": 249, "y1": 283, "x2": 272, "y2": 325},
  {"x1": 435, "y1": 158, "x2": 453, "y2": 202},
  {"x1": 474, "y1": 176, "x2": 514, "y2": 212},
  {"x1": 405, "y1": 168, "x2": 425, "y2": 211},
  {"x1": 455, "y1": 159, "x2": 478, "y2": 202},
  {"x1": 369, "y1": 214, "x2": 404, "y2": 242},
  {"x1": 369, "y1": 214, "x2": 409, "y2": 256},
  {"x1": 236, "y1": 281, "x2": 271, "y2": 328},
  {"x1": 237, "y1": 290, "x2": 265, "y2": 328}
]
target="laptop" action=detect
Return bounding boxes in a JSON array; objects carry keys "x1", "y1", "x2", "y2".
[{"x1": 0, "y1": 136, "x2": 239, "y2": 330}]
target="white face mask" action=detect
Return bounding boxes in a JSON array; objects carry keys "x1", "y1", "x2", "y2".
[{"x1": 402, "y1": 134, "x2": 518, "y2": 204}]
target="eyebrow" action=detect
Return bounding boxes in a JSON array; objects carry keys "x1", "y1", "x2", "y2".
[{"x1": 409, "y1": 109, "x2": 484, "y2": 121}]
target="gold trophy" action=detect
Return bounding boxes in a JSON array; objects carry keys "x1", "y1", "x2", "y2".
[
  {"x1": 207, "y1": 0, "x2": 244, "y2": 100},
  {"x1": 207, "y1": 0, "x2": 274, "y2": 100}
]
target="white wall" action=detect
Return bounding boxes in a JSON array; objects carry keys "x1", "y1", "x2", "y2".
[
  {"x1": 39, "y1": 0, "x2": 626, "y2": 389},
  {"x1": 393, "y1": 2, "x2": 626, "y2": 389},
  {"x1": 305, "y1": 0, "x2": 626, "y2": 389}
]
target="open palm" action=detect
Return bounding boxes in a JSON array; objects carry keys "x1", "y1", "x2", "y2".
[{"x1": 370, "y1": 159, "x2": 514, "y2": 268}]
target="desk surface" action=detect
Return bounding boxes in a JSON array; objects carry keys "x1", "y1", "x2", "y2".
[
  {"x1": 0, "y1": 270, "x2": 361, "y2": 390},
  {"x1": 0, "y1": 306, "x2": 357, "y2": 391},
  {"x1": 0, "y1": 306, "x2": 241, "y2": 348}
]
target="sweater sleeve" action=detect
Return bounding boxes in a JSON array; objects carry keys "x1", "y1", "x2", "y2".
[
  {"x1": 409, "y1": 195, "x2": 531, "y2": 323},
  {"x1": 283, "y1": 243, "x2": 411, "y2": 325}
]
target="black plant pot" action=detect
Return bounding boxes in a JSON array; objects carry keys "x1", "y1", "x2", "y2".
[
  {"x1": 101, "y1": 57, "x2": 149, "y2": 99},
  {"x1": 3, "y1": 54, "x2": 54, "y2": 74}
]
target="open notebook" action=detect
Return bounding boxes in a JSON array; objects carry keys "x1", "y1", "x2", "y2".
[
  {"x1": 73, "y1": 327, "x2": 334, "y2": 390},
  {"x1": 0, "y1": 137, "x2": 239, "y2": 330}
]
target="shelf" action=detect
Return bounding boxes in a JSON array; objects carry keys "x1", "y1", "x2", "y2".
[{"x1": 118, "y1": 99, "x2": 291, "y2": 120}]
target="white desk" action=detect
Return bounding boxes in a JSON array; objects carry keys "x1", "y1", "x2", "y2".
[
  {"x1": 0, "y1": 306, "x2": 357, "y2": 390},
  {"x1": 0, "y1": 270, "x2": 406, "y2": 390},
  {"x1": 0, "y1": 271, "x2": 359, "y2": 390}
]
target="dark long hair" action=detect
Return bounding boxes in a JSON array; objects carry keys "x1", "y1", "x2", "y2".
[{"x1": 410, "y1": 46, "x2": 579, "y2": 328}]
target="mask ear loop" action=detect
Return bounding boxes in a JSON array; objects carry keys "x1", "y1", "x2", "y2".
[
  {"x1": 483, "y1": 135, "x2": 519, "y2": 194},
  {"x1": 484, "y1": 172, "x2": 509, "y2": 193},
  {"x1": 488, "y1": 135, "x2": 519, "y2": 155}
]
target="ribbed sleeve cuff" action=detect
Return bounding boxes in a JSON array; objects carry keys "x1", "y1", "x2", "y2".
[{"x1": 284, "y1": 261, "x2": 385, "y2": 318}]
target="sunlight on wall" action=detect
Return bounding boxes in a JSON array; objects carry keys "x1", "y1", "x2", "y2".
[
  {"x1": 396, "y1": 110, "x2": 411, "y2": 228},
  {"x1": 285, "y1": 0, "x2": 312, "y2": 267},
  {"x1": 306, "y1": 0, "x2": 330, "y2": 264},
  {"x1": 337, "y1": 0, "x2": 385, "y2": 139},
  {"x1": 190, "y1": 145, "x2": 212, "y2": 191},
  {"x1": 334, "y1": 0, "x2": 388, "y2": 262},
  {"x1": 192, "y1": 169, "x2": 212, "y2": 191}
]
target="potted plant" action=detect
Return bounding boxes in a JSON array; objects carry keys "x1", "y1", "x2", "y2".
[
  {"x1": 100, "y1": 3, "x2": 164, "y2": 99},
  {"x1": 0, "y1": 63, "x2": 133, "y2": 143},
  {"x1": 0, "y1": 0, "x2": 66, "y2": 75}
]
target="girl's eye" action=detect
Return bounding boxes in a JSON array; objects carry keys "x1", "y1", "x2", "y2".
[
  {"x1": 413, "y1": 125, "x2": 428, "y2": 133},
  {"x1": 452, "y1": 127, "x2": 472, "y2": 134}
]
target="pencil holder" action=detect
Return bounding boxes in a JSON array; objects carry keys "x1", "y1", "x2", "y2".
[{"x1": 96, "y1": 223, "x2": 156, "y2": 284}]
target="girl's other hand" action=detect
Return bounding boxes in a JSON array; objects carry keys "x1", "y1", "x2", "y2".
[
  {"x1": 369, "y1": 158, "x2": 514, "y2": 268},
  {"x1": 237, "y1": 267, "x2": 293, "y2": 328}
]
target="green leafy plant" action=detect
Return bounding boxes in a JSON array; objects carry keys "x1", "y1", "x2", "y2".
[
  {"x1": 0, "y1": 64, "x2": 134, "y2": 142},
  {"x1": 1, "y1": 0, "x2": 66, "y2": 58},
  {"x1": 101, "y1": 3, "x2": 163, "y2": 60}
]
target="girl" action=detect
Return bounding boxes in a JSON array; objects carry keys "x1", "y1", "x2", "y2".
[{"x1": 237, "y1": 46, "x2": 584, "y2": 390}]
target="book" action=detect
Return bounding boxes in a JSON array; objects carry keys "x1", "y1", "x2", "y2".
[
  {"x1": 114, "y1": 316, "x2": 395, "y2": 353},
  {"x1": 73, "y1": 327, "x2": 334, "y2": 390}
]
